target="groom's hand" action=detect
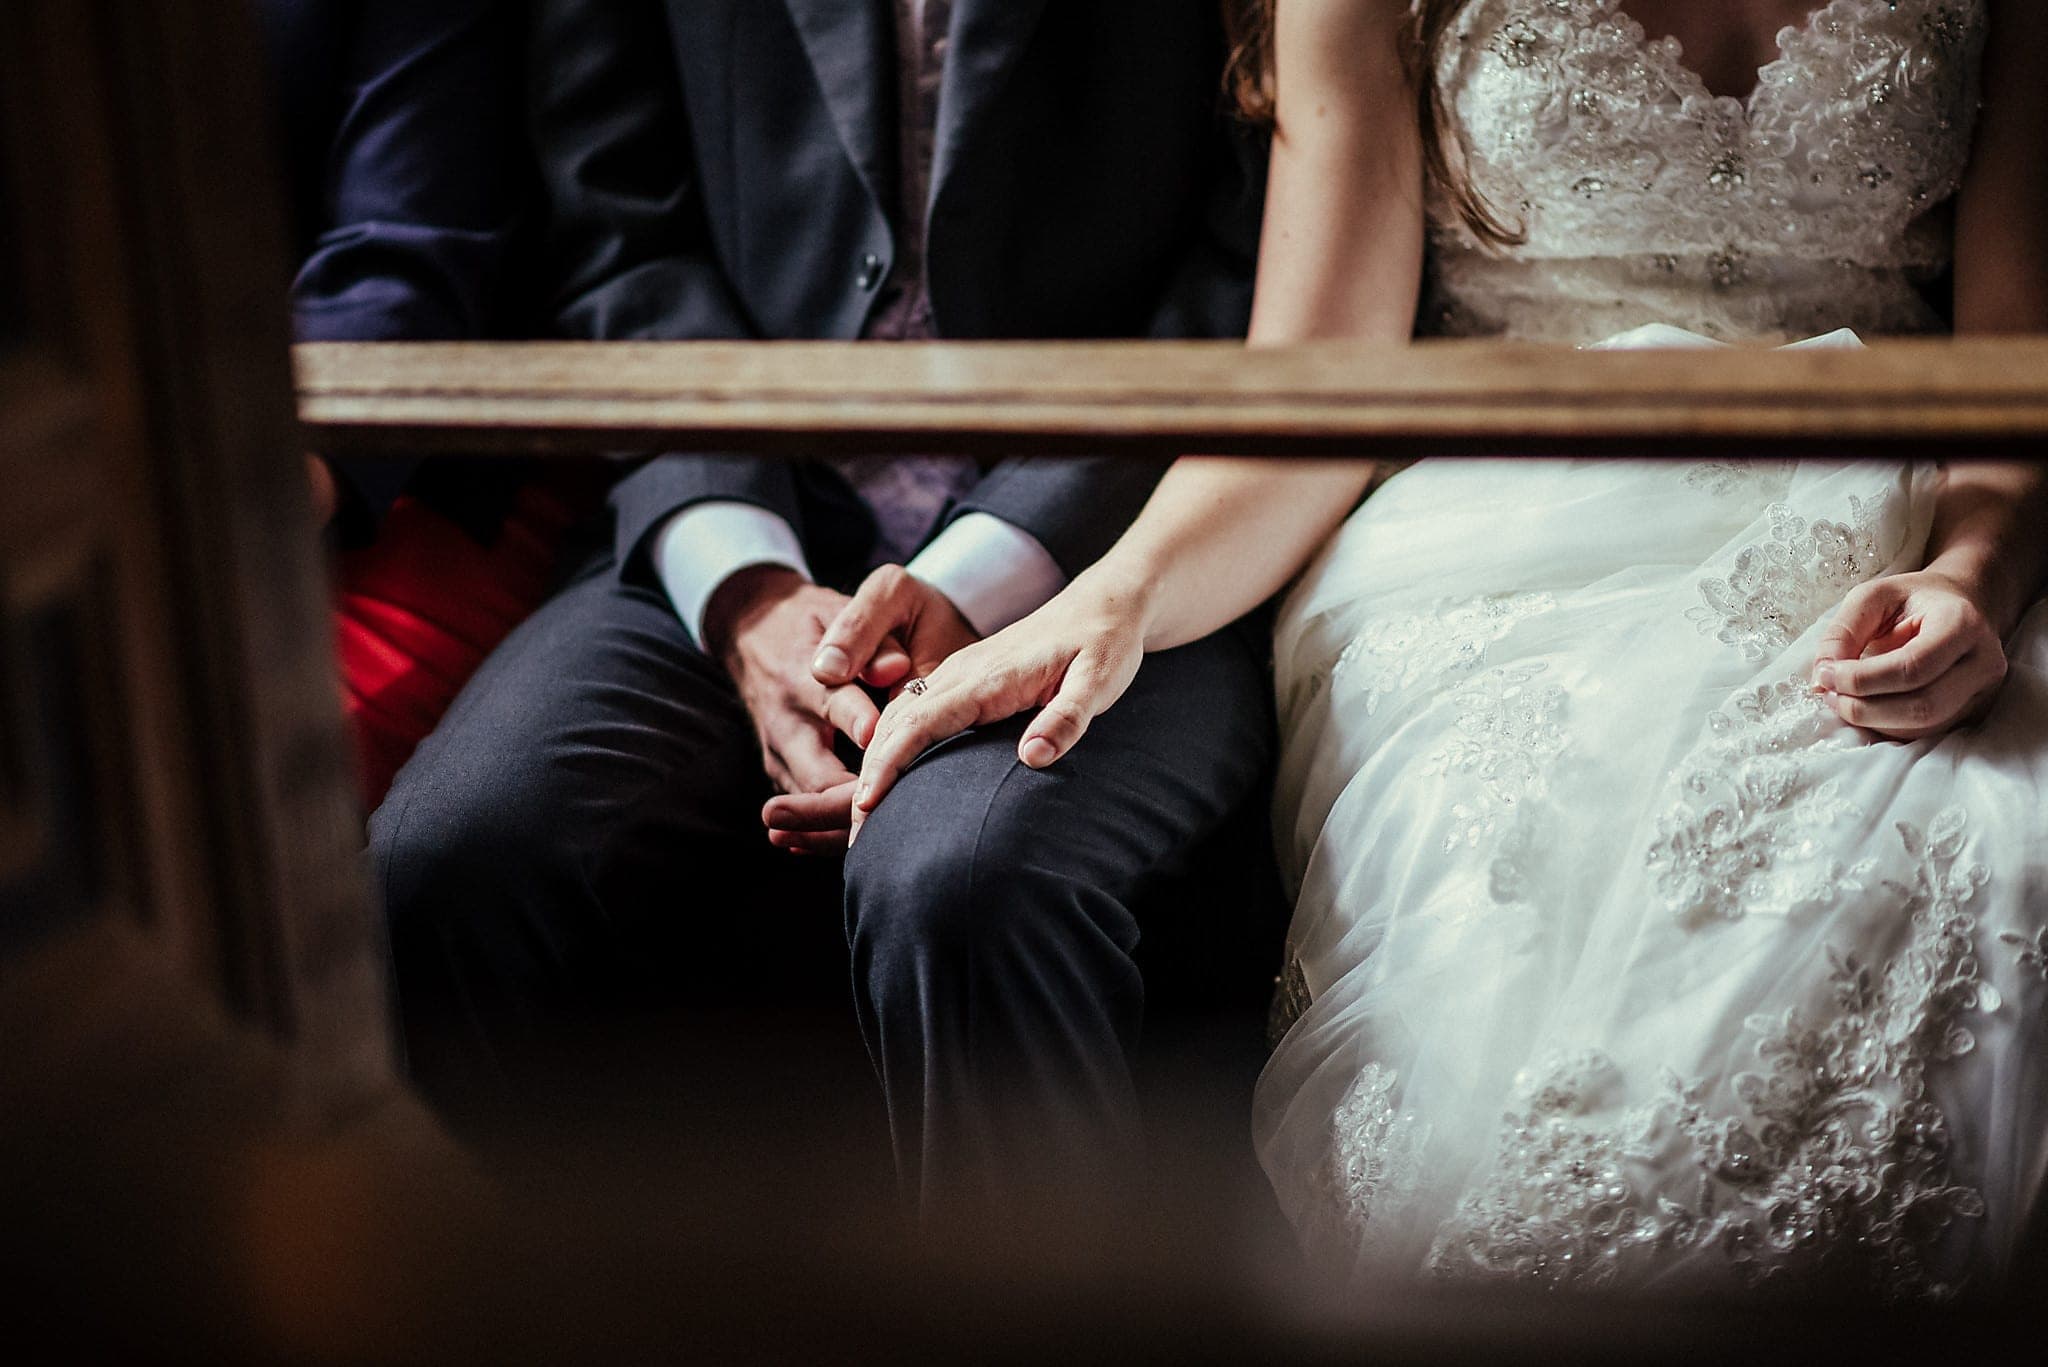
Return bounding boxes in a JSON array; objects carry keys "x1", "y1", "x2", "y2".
[
  {"x1": 751, "y1": 566, "x2": 981, "y2": 854},
  {"x1": 703, "y1": 566, "x2": 898, "y2": 849},
  {"x1": 810, "y1": 564, "x2": 983, "y2": 695}
]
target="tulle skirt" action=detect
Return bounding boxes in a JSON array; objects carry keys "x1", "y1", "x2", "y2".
[{"x1": 1259, "y1": 434, "x2": 2048, "y2": 1298}]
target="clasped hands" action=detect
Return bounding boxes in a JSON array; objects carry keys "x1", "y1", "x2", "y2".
[
  {"x1": 706, "y1": 563, "x2": 980, "y2": 855},
  {"x1": 833, "y1": 561, "x2": 2021, "y2": 847},
  {"x1": 721, "y1": 554, "x2": 2017, "y2": 855}
]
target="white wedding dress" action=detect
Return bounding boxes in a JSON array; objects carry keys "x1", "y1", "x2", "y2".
[{"x1": 1258, "y1": 0, "x2": 2048, "y2": 1298}]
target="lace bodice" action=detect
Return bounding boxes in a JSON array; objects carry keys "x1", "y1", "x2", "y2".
[{"x1": 1426, "y1": 0, "x2": 1987, "y2": 343}]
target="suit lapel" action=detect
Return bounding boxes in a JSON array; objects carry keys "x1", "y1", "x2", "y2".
[
  {"x1": 930, "y1": 0, "x2": 1055, "y2": 204},
  {"x1": 782, "y1": 0, "x2": 896, "y2": 211}
]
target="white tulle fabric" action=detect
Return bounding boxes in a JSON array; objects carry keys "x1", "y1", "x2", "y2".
[{"x1": 1257, "y1": 0, "x2": 2048, "y2": 1298}]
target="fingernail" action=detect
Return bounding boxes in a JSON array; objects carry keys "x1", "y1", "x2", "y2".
[
  {"x1": 1814, "y1": 662, "x2": 1837, "y2": 691},
  {"x1": 1020, "y1": 738, "x2": 1056, "y2": 768},
  {"x1": 814, "y1": 646, "x2": 851, "y2": 678}
]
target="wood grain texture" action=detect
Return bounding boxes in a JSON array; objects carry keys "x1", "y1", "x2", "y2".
[{"x1": 298, "y1": 338, "x2": 2048, "y2": 458}]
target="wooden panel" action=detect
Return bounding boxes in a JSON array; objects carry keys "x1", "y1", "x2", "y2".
[
  {"x1": 0, "y1": 0, "x2": 389, "y2": 1114},
  {"x1": 0, "y1": 552, "x2": 131, "y2": 954},
  {"x1": 299, "y1": 337, "x2": 2048, "y2": 458},
  {"x1": 91, "y1": 0, "x2": 388, "y2": 1098}
]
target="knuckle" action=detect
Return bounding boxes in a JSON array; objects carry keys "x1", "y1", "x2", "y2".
[
  {"x1": 1034, "y1": 714, "x2": 1075, "y2": 743},
  {"x1": 1044, "y1": 716, "x2": 1084, "y2": 743},
  {"x1": 1890, "y1": 656, "x2": 1932, "y2": 690},
  {"x1": 1043, "y1": 700, "x2": 1087, "y2": 731},
  {"x1": 963, "y1": 668, "x2": 1009, "y2": 703},
  {"x1": 1835, "y1": 694, "x2": 1867, "y2": 726}
]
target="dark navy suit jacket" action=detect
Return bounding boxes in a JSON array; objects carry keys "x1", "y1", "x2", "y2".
[
  {"x1": 529, "y1": 0, "x2": 1269, "y2": 588},
  {"x1": 254, "y1": 0, "x2": 533, "y2": 529}
]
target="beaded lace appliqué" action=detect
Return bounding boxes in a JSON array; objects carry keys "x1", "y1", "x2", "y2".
[
  {"x1": 2001, "y1": 927, "x2": 2048, "y2": 987},
  {"x1": 1428, "y1": 809, "x2": 1993, "y2": 1298},
  {"x1": 1269, "y1": 953, "x2": 1313, "y2": 1046},
  {"x1": 1331, "y1": 593, "x2": 1557, "y2": 714},
  {"x1": 1646, "y1": 678, "x2": 1873, "y2": 925},
  {"x1": 1686, "y1": 498, "x2": 1888, "y2": 661},
  {"x1": 1287, "y1": 606, "x2": 1569, "y2": 1042},
  {"x1": 1320, "y1": 1064, "x2": 1432, "y2": 1254},
  {"x1": 1428, "y1": 0, "x2": 1987, "y2": 344},
  {"x1": 1683, "y1": 460, "x2": 1792, "y2": 498},
  {"x1": 1423, "y1": 662, "x2": 1570, "y2": 853}
]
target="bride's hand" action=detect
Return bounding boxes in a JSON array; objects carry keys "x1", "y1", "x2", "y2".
[
  {"x1": 847, "y1": 580, "x2": 1147, "y2": 846},
  {"x1": 1814, "y1": 570, "x2": 2009, "y2": 741}
]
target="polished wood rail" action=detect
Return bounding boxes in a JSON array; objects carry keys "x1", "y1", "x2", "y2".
[{"x1": 297, "y1": 337, "x2": 2048, "y2": 458}]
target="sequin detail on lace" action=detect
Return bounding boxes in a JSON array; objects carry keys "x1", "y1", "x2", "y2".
[
  {"x1": 1427, "y1": 1, "x2": 1987, "y2": 344},
  {"x1": 1331, "y1": 593, "x2": 1557, "y2": 714},
  {"x1": 1423, "y1": 662, "x2": 1570, "y2": 852},
  {"x1": 1321, "y1": 1064, "x2": 1432, "y2": 1254},
  {"x1": 1665, "y1": 807, "x2": 1992, "y2": 1296},
  {"x1": 1427, "y1": 1050, "x2": 1657, "y2": 1289},
  {"x1": 1683, "y1": 460, "x2": 1792, "y2": 498},
  {"x1": 1647, "y1": 678, "x2": 1873, "y2": 925},
  {"x1": 1429, "y1": 810, "x2": 1992, "y2": 1298},
  {"x1": 1687, "y1": 498, "x2": 1888, "y2": 661},
  {"x1": 2001, "y1": 927, "x2": 2048, "y2": 986},
  {"x1": 1269, "y1": 953, "x2": 1313, "y2": 1047}
]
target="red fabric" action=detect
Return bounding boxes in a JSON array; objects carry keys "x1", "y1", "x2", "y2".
[{"x1": 335, "y1": 479, "x2": 582, "y2": 807}]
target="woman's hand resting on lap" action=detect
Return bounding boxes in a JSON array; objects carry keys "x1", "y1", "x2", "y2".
[
  {"x1": 1815, "y1": 569, "x2": 2010, "y2": 741},
  {"x1": 847, "y1": 574, "x2": 1149, "y2": 846}
]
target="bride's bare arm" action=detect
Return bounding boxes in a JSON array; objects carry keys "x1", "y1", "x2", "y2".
[
  {"x1": 1817, "y1": 0, "x2": 2048, "y2": 740},
  {"x1": 1112, "y1": 0, "x2": 1425, "y2": 649},
  {"x1": 845, "y1": 0, "x2": 1423, "y2": 838},
  {"x1": 1940, "y1": 0, "x2": 2048, "y2": 637}
]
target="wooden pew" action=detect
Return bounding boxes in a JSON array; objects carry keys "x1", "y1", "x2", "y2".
[
  {"x1": 296, "y1": 337, "x2": 2048, "y2": 459},
  {"x1": 290, "y1": 333, "x2": 2048, "y2": 1341}
]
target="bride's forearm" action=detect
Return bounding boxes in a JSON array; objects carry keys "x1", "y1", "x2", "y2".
[
  {"x1": 1923, "y1": 460, "x2": 2048, "y2": 637},
  {"x1": 1040, "y1": 0, "x2": 1417, "y2": 658},
  {"x1": 1075, "y1": 455, "x2": 1379, "y2": 652}
]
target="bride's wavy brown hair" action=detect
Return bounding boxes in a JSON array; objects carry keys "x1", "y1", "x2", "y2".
[{"x1": 1223, "y1": 0, "x2": 1523, "y2": 246}]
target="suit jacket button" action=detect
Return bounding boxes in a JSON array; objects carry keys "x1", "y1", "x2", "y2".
[{"x1": 857, "y1": 253, "x2": 885, "y2": 291}]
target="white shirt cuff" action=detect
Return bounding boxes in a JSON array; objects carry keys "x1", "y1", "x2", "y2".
[
  {"x1": 905, "y1": 512, "x2": 1067, "y2": 637},
  {"x1": 652, "y1": 502, "x2": 812, "y2": 644}
]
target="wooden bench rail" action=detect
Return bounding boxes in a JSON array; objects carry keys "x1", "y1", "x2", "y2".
[{"x1": 297, "y1": 338, "x2": 2048, "y2": 458}]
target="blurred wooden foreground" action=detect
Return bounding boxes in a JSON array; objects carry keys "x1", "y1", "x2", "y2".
[{"x1": 299, "y1": 337, "x2": 2048, "y2": 458}]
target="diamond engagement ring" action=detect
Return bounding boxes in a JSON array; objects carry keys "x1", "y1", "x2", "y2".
[{"x1": 903, "y1": 678, "x2": 930, "y2": 697}]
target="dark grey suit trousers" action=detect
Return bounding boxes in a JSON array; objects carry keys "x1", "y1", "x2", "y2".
[{"x1": 371, "y1": 537, "x2": 1280, "y2": 1209}]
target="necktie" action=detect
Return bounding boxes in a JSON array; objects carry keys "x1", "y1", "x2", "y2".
[{"x1": 832, "y1": 0, "x2": 977, "y2": 567}]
